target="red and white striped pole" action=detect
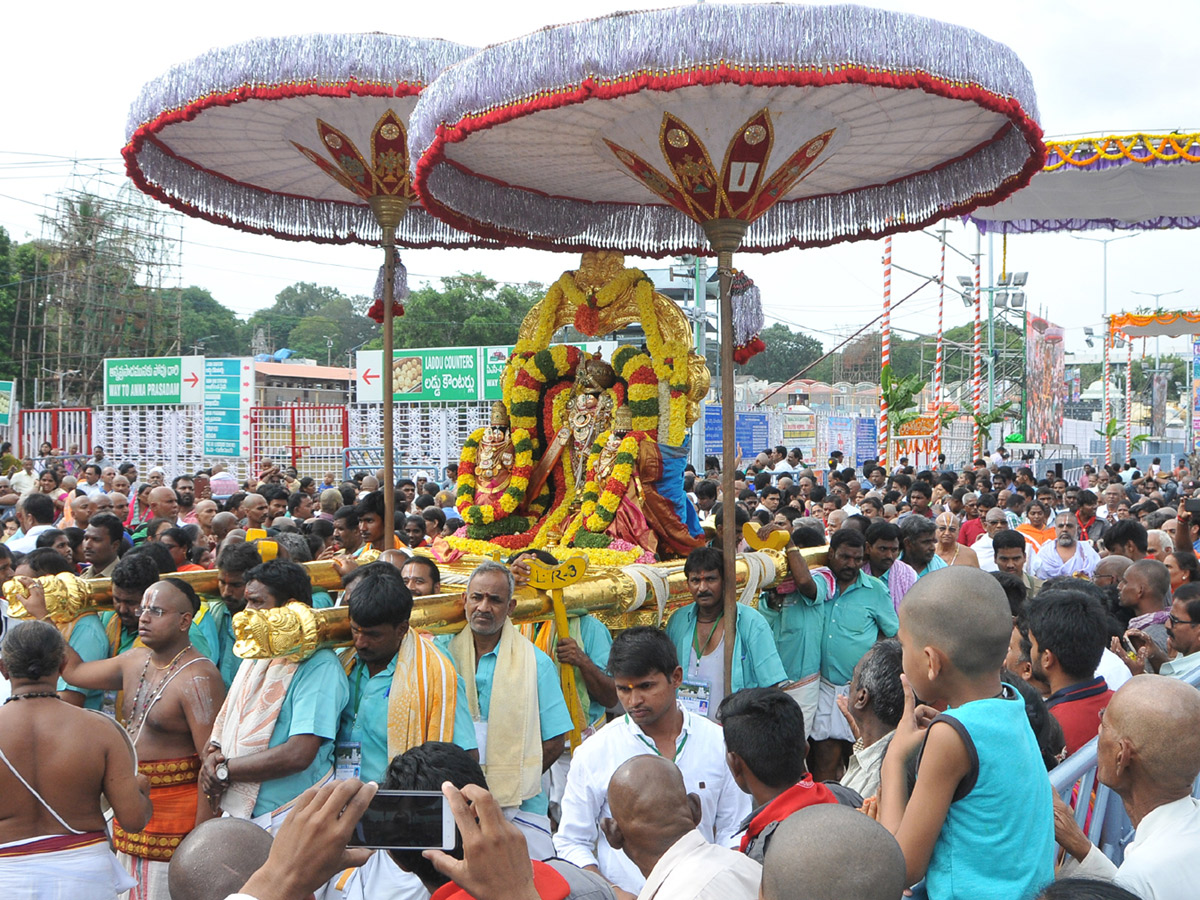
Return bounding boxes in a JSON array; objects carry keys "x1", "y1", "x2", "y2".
[
  {"x1": 1125, "y1": 333, "x2": 1133, "y2": 463},
  {"x1": 934, "y1": 229, "x2": 946, "y2": 468},
  {"x1": 880, "y1": 235, "x2": 892, "y2": 468},
  {"x1": 1103, "y1": 322, "x2": 1112, "y2": 465},
  {"x1": 972, "y1": 233, "x2": 983, "y2": 458}
]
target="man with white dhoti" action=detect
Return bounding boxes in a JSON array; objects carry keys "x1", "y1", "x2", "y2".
[{"x1": 0, "y1": 621, "x2": 151, "y2": 900}]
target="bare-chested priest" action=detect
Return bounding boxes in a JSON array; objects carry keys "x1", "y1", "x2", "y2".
[
  {"x1": 0, "y1": 620, "x2": 152, "y2": 900},
  {"x1": 21, "y1": 576, "x2": 226, "y2": 900}
]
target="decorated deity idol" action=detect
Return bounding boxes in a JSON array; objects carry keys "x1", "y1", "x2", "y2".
[
  {"x1": 565, "y1": 404, "x2": 658, "y2": 556},
  {"x1": 526, "y1": 352, "x2": 618, "y2": 511},
  {"x1": 474, "y1": 402, "x2": 516, "y2": 508}
]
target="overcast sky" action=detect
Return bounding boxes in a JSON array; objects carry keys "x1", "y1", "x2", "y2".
[{"x1": 2, "y1": 0, "x2": 1197, "y2": 364}]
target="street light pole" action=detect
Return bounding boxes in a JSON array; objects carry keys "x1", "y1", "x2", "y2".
[
  {"x1": 1131, "y1": 288, "x2": 1183, "y2": 368},
  {"x1": 1072, "y1": 234, "x2": 1137, "y2": 461}
]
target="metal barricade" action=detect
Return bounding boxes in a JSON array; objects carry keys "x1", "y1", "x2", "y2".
[
  {"x1": 250, "y1": 405, "x2": 349, "y2": 479},
  {"x1": 1049, "y1": 664, "x2": 1200, "y2": 867},
  {"x1": 19, "y1": 408, "x2": 93, "y2": 459}
]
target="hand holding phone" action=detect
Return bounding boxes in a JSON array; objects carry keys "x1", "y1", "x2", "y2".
[{"x1": 346, "y1": 790, "x2": 455, "y2": 851}]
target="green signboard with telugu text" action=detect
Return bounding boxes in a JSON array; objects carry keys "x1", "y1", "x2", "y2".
[{"x1": 103, "y1": 356, "x2": 204, "y2": 406}]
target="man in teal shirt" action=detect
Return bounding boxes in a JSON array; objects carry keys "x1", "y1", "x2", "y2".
[
  {"x1": 664, "y1": 546, "x2": 789, "y2": 722},
  {"x1": 810, "y1": 529, "x2": 898, "y2": 781},
  {"x1": 338, "y1": 562, "x2": 477, "y2": 784},
  {"x1": 201, "y1": 558, "x2": 348, "y2": 831},
  {"x1": 900, "y1": 515, "x2": 947, "y2": 578},
  {"x1": 435, "y1": 561, "x2": 572, "y2": 860},
  {"x1": 200, "y1": 541, "x2": 263, "y2": 688},
  {"x1": 758, "y1": 530, "x2": 829, "y2": 741}
]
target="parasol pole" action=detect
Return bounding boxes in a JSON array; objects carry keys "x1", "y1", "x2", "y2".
[
  {"x1": 1104, "y1": 320, "x2": 1112, "y2": 466},
  {"x1": 972, "y1": 233, "x2": 983, "y2": 459},
  {"x1": 880, "y1": 236, "x2": 892, "y2": 470},
  {"x1": 368, "y1": 197, "x2": 412, "y2": 551},
  {"x1": 702, "y1": 218, "x2": 748, "y2": 698},
  {"x1": 934, "y1": 228, "x2": 946, "y2": 468},
  {"x1": 1126, "y1": 332, "x2": 1133, "y2": 462}
]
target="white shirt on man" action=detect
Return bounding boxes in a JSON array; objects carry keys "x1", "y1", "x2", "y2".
[
  {"x1": 1067, "y1": 796, "x2": 1200, "y2": 900},
  {"x1": 1033, "y1": 540, "x2": 1100, "y2": 580},
  {"x1": 9, "y1": 471, "x2": 36, "y2": 497},
  {"x1": 553, "y1": 702, "x2": 750, "y2": 894},
  {"x1": 636, "y1": 830, "x2": 761, "y2": 900},
  {"x1": 6, "y1": 524, "x2": 55, "y2": 554}
]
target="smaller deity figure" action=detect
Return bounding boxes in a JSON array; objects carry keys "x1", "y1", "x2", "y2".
[
  {"x1": 585, "y1": 405, "x2": 658, "y2": 557},
  {"x1": 474, "y1": 402, "x2": 516, "y2": 508}
]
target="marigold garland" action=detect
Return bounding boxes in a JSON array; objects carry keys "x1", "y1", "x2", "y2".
[
  {"x1": 508, "y1": 345, "x2": 581, "y2": 442},
  {"x1": 615, "y1": 351, "x2": 659, "y2": 435},
  {"x1": 582, "y1": 432, "x2": 641, "y2": 532},
  {"x1": 630, "y1": 279, "x2": 694, "y2": 446},
  {"x1": 550, "y1": 540, "x2": 651, "y2": 568},
  {"x1": 529, "y1": 444, "x2": 577, "y2": 549},
  {"x1": 446, "y1": 531, "x2": 532, "y2": 556}
]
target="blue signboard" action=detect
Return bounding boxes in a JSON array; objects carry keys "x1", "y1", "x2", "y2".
[
  {"x1": 855, "y1": 417, "x2": 878, "y2": 467},
  {"x1": 736, "y1": 412, "x2": 771, "y2": 458},
  {"x1": 203, "y1": 358, "x2": 253, "y2": 457},
  {"x1": 703, "y1": 405, "x2": 771, "y2": 461}
]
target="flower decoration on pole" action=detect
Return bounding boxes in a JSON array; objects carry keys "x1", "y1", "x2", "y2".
[
  {"x1": 730, "y1": 271, "x2": 766, "y2": 365},
  {"x1": 368, "y1": 247, "x2": 408, "y2": 323}
]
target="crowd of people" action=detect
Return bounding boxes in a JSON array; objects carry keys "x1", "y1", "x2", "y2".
[{"x1": 1, "y1": 441, "x2": 1199, "y2": 900}]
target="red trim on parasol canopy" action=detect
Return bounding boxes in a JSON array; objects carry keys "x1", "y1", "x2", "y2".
[{"x1": 413, "y1": 62, "x2": 1043, "y2": 256}]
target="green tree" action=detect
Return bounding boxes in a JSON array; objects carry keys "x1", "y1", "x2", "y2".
[
  {"x1": 170, "y1": 286, "x2": 249, "y2": 357},
  {"x1": 247, "y1": 282, "x2": 377, "y2": 361},
  {"x1": 0, "y1": 228, "x2": 15, "y2": 379},
  {"x1": 383, "y1": 274, "x2": 543, "y2": 349},
  {"x1": 737, "y1": 323, "x2": 823, "y2": 383},
  {"x1": 286, "y1": 295, "x2": 378, "y2": 364}
]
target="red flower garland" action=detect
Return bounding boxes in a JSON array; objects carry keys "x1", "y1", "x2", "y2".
[{"x1": 366, "y1": 299, "x2": 405, "y2": 324}]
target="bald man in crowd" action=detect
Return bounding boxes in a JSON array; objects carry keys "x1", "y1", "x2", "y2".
[
  {"x1": 210, "y1": 512, "x2": 240, "y2": 546},
  {"x1": 1093, "y1": 554, "x2": 1133, "y2": 592},
  {"x1": 1055, "y1": 675, "x2": 1200, "y2": 900},
  {"x1": 139, "y1": 487, "x2": 181, "y2": 533},
  {"x1": 761, "y1": 805, "x2": 907, "y2": 900},
  {"x1": 167, "y1": 818, "x2": 273, "y2": 900},
  {"x1": 239, "y1": 494, "x2": 269, "y2": 531},
  {"x1": 601, "y1": 755, "x2": 761, "y2": 900}
]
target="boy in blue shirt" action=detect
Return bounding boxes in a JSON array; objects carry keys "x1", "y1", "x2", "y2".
[{"x1": 879, "y1": 566, "x2": 1054, "y2": 900}]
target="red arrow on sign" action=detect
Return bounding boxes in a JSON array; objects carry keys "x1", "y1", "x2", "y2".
[
  {"x1": 184, "y1": 372, "x2": 200, "y2": 388},
  {"x1": 362, "y1": 368, "x2": 378, "y2": 385}
]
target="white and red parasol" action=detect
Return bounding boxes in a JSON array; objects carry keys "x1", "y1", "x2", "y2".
[
  {"x1": 409, "y1": 2, "x2": 1044, "y2": 689},
  {"x1": 123, "y1": 32, "x2": 494, "y2": 543}
]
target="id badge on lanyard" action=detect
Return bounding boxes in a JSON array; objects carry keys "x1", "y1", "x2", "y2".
[
  {"x1": 334, "y1": 742, "x2": 361, "y2": 780},
  {"x1": 678, "y1": 679, "x2": 711, "y2": 718}
]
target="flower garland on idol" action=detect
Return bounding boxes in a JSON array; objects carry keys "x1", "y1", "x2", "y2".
[
  {"x1": 553, "y1": 268, "x2": 647, "y2": 336},
  {"x1": 582, "y1": 432, "x2": 641, "y2": 532},
  {"x1": 454, "y1": 427, "x2": 536, "y2": 538},
  {"x1": 631, "y1": 282, "x2": 692, "y2": 445},
  {"x1": 508, "y1": 345, "x2": 582, "y2": 446}
]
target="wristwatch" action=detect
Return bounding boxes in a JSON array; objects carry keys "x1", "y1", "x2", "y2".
[{"x1": 215, "y1": 762, "x2": 230, "y2": 783}]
